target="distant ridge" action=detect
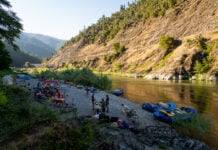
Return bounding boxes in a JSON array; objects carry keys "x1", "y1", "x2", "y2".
[
  {"x1": 6, "y1": 32, "x2": 65, "y2": 67},
  {"x1": 5, "y1": 43, "x2": 41, "y2": 67},
  {"x1": 22, "y1": 32, "x2": 66, "y2": 51},
  {"x1": 15, "y1": 32, "x2": 65, "y2": 59}
]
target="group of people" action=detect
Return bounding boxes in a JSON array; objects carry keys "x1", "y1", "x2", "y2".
[
  {"x1": 90, "y1": 91, "x2": 132, "y2": 117},
  {"x1": 91, "y1": 94, "x2": 110, "y2": 114},
  {"x1": 34, "y1": 80, "x2": 63, "y2": 103}
]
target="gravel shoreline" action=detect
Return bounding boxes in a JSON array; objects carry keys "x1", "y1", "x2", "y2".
[
  {"x1": 19, "y1": 78, "x2": 165, "y2": 128},
  {"x1": 15, "y1": 78, "x2": 211, "y2": 149},
  {"x1": 66, "y1": 85, "x2": 166, "y2": 128}
]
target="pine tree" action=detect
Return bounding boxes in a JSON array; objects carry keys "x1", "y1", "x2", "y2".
[
  {"x1": 0, "y1": 0, "x2": 23, "y2": 69},
  {"x1": 0, "y1": 41, "x2": 12, "y2": 69}
]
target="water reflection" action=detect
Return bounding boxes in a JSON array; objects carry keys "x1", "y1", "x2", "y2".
[
  {"x1": 190, "y1": 85, "x2": 212, "y2": 113},
  {"x1": 110, "y1": 76, "x2": 217, "y2": 114},
  {"x1": 110, "y1": 76, "x2": 218, "y2": 148}
]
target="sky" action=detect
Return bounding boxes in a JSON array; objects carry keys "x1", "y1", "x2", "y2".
[{"x1": 8, "y1": 0, "x2": 135, "y2": 40}]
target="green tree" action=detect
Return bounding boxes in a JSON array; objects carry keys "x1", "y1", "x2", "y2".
[
  {"x1": 112, "y1": 42, "x2": 126, "y2": 54},
  {"x1": 159, "y1": 35, "x2": 176, "y2": 51},
  {"x1": 194, "y1": 60, "x2": 203, "y2": 74},
  {"x1": 0, "y1": 0, "x2": 23, "y2": 69},
  {"x1": 0, "y1": 91, "x2": 7, "y2": 105},
  {"x1": 0, "y1": 42, "x2": 12, "y2": 69}
]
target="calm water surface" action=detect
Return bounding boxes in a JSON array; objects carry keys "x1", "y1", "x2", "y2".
[{"x1": 110, "y1": 76, "x2": 218, "y2": 148}]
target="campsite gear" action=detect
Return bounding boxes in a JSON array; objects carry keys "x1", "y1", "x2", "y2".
[
  {"x1": 99, "y1": 113, "x2": 110, "y2": 123},
  {"x1": 110, "y1": 117, "x2": 119, "y2": 122}
]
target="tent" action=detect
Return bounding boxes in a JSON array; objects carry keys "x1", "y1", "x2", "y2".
[{"x1": 2, "y1": 75, "x2": 13, "y2": 85}]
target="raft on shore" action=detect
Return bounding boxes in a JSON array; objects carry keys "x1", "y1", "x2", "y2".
[
  {"x1": 142, "y1": 102, "x2": 176, "y2": 112},
  {"x1": 142, "y1": 102, "x2": 196, "y2": 124},
  {"x1": 153, "y1": 107, "x2": 197, "y2": 124},
  {"x1": 112, "y1": 89, "x2": 124, "y2": 96}
]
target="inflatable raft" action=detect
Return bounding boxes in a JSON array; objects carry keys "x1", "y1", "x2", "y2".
[
  {"x1": 112, "y1": 89, "x2": 124, "y2": 96},
  {"x1": 153, "y1": 107, "x2": 197, "y2": 124},
  {"x1": 142, "y1": 102, "x2": 176, "y2": 112}
]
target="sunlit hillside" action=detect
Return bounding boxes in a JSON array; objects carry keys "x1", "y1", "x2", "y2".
[{"x1": 48, "y1": 0, "x2": 218, "y2": 80}]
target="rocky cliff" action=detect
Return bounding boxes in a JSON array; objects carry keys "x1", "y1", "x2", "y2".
[{"x1": 48, "y1": 0, "x2": 218, "y2": 80}]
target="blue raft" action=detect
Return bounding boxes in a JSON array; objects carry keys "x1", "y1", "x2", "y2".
[
  {"x1": 112, "y1": 89, "x2": 124, "y2": 96},
  {"x1": 153, "y1": 107, "x2": 197, "y2": 124},
  {"x1": 142, "y1": 102, "x2": 176, "y2": 112}
]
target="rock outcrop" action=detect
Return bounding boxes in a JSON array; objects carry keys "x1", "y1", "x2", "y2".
[{"x1": 97, "y1": 125, "x2": 210, "y2": 150}]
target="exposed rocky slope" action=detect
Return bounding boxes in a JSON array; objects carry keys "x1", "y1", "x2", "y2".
[{"x1": 48, "y1": 0, "x2": 218, "y2": 79}]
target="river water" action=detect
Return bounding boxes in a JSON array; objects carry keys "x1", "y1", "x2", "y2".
[{"x1": 110, "y1": 76, "x2": 218, "y2": 148}]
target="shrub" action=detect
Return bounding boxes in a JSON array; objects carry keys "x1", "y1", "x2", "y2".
[
  {"x1": 192, "y1": 40, "x2": 214, "y2": 75},
  {"x1": 194, "y1": 60, "x2": 203, "y2": 74},
  {"x1": 103, "y1": 55, "x2": 113, "y2": 63},
  {"x1": 187, "y1": 39, "x2": 196, "y2": 47},
  {"x1": 39, "y1": 68, "x2": 112, "y2": 90},
  {"x1": 20, "y1": 119, "x2": 97, "y2": 149},
  {"x1": 113, "y1": 62, "x2": 124, "y2": 72},
  {"x1": 0, "y1": 84, "x2": 57, "y2": 138},
  {"x1": 0, "y1": 91, "x2": 7, "y2": 105},
  {"x1": 112, "y1": 42, "x2": 126, "y2": 55},
  {"x1": 197, "y1": 36, "x2": 208, "y2": 50},
  {"x1": 95, "y1": 74, "x2": 112, "y2": 90},
  {"x1": 205, "y1": 42, "x2": 215, "y2": 54},
  {"x1": 103, "y1": 43, "x2": 126, "y2": 63},
  {"x1": 128, "y1": 63, "x2": 137, "y2": 72},
  {"x1": 172, "y1": 115, "x2": 212, "y2": 140},
  {"x1": 154, "y1": 52, "x2": 173, "y2": 69},
  {"x1": 0, "y1": 69, "x2": 13, "y2": 78},
  {"x1": 159, "y1": 35, "x2": 176, "y2": 50}
]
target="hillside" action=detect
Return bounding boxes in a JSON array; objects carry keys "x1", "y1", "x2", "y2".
[
  {"x1": 48, "y1": 0, "x2": 218, "y2": 80},
  {"x1": 5, "y1": 43, "x2": 41, "y2": 67},
  {"x1": 15, "y1": 32, "x2": 65, "y2": 59},
  {"x1": 22, "y1": 33, "x2": 66, "y2": 51}
]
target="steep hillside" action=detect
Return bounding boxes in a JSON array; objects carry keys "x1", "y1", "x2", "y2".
[
  {"x1": 15, "y1": 32, "x2": 65, "y2": 58},
  {"x1": 5, "y1": 43, "x2": 40, "y2": 67},
  {"x1": 48, "y1": 0, "x2": 218, "y2": 79}
]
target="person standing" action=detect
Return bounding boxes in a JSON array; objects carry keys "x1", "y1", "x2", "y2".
[
  {"x1": 101, "y1": 98, "x2": 106, "y2": 114},
  {"x1": 27, "y1": 82, "x2": 32, "y2": 92},
  {"x1": 121, "y1": 104, "x2": 129, "y2": 115},
  {"x1": 37, "y1": 81, "x2": 42, "y2": 90},
  {"x1": 57, "y1": 89, "x2": 62, "y2": 99},
  {"x1": 91, "y1": 94, "x2": 95, "y2": 110},
  {"x1": 106, "y1": 95, "x2": 109, "y2": 112},
  {"x1": 85, "y1": 86, "x2": 89, "y2": 95}
]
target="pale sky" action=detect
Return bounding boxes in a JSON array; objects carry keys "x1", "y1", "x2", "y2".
[{"x1": 8, "y1": 0, "x2": 135, "y2": 40}]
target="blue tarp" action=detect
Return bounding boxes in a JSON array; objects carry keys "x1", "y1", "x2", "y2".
[{"x1": 16, "y1": 74, "x2": 31, "y2": 80}]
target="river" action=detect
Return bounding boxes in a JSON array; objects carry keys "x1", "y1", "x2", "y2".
[{"x1": 110, "y1": 76, "x2": 218, "y2": 149}]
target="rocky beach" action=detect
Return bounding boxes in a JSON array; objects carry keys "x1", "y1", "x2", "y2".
[{"x1": 14, "y1": 78, "x2": 211, "y2": 150}]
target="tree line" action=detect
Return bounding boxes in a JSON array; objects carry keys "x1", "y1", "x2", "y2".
[{"x1": 64, "y1": 0, "x2": 184, "y2": 47}]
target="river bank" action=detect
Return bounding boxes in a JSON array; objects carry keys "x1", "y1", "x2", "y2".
[
  {"x1": 14, "y1": 78, "x2": 212, "y2": 149},
  {"x1": 24, "y1": 78, "x2": 162, "y2": 128},
  {"x1": 99, "y1": 70, "x2": 218, "y2": 81}
]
